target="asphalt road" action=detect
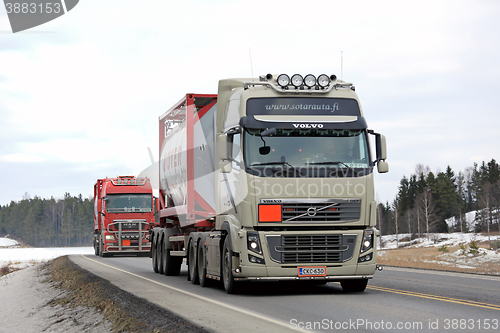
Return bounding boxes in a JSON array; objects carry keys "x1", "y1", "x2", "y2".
[{"x1": 70, "y1": 255, "x2": 500, "y2": 333}]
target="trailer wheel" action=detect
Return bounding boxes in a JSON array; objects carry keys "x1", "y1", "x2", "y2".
[
  {"x1": 197, "y1": 240, "x2": 209, "y2": 287},
  {"x1": 340, "y1": 279, "x2": 368, "y2": 292},
  {"x1": 152, "y1": 236, "x2": 159, "y2": 273},
  {"x1": 188, "y1": 239, "x2": 199, "y2": 284},
  {"x1": 222, "y1": 237, "x2": 239, "y2": 294},
  {"x1": 162, "y1": 236, "x2": 182, "y2": 276},
  {"x1": 157, "y1": 236, "x2": 165, "y2": 274}
]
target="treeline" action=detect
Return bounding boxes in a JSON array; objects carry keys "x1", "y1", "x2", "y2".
[
  {"x1": 378, "y1": 159, "x2": 500, "y2": 238},
  {"x1": 0, "y1": 193, "x2": 94, "y2": 247}
]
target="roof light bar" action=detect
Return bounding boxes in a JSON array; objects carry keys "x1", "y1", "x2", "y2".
[{"x1": 273, "y1": 73, "x2": 337, "y2": 90}]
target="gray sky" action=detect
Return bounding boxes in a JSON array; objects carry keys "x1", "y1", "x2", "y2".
[{"x1": 1, "y1": 0, "x2": 499, "y2": 206}]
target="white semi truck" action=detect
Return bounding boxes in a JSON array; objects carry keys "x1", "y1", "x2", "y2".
[{"x1": 150, "y1": 73, "x2": 388, "y2": 293}]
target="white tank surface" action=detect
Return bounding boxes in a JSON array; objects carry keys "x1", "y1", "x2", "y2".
[{"x1": 159, "y1": 98, "x2": 217, "y2": 215}]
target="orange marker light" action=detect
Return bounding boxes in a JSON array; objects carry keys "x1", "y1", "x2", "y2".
[{"x1": 258, "y1": 204, "x2": 282, "y2": 222}]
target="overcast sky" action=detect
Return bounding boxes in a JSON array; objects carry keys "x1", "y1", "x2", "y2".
[{"x1": 1, "y1": 0, "x2": 499, "y2": 206}]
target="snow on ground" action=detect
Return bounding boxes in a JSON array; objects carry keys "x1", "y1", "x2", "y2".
[
  {"x1": 0, "y1": 236, "x2": 94, "y2": 270},
  {"x1": 379, "y1": 232, "x2": 500, "y2": 272},
  {"x1": 0, "y1": 237, "x2": 110, "y2": 332},
  {"x1": 379, "y1": 232, "x2": 499, "y2": 250},
  {"x1": 445, "y1": 211, "x2": 478, "y2": 231}
]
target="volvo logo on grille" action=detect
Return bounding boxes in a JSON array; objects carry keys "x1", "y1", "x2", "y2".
[{"x1": 307, "y1": 207, "x2": 317, "y2": 217}]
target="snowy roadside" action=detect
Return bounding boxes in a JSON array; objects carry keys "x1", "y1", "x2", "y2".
[
  {"x1": 0, "y1": 236, "x2": 94, "y2": 271},
  {"x1": 378, "y1": 232, "x2": 500, "y2": 274},
  {"x1": 0, "y1": 237, "x2": 208, "y2": 333},
  {"x1": 0, "y1": 262, "x2": 112, "y2": 333},
  {"x1": 0, "y1": 237, "x2": 112, "y2": 332}
]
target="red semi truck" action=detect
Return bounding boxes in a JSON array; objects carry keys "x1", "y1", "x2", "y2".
[
  {"x1": 94, "y1": 176, "x2": 155, "y2": 257},
  {"x1": 151, "y1": 73, "x2": 388, "y2": 293}
]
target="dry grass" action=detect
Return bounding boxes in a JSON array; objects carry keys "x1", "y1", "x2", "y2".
[
  {"x1": 378, "y1": 242, "x2": 500, "y2": 275},
  {"x1": 44, "y1": 256, "x2": 207, "y2": 333},
  {"x1": 44, "y1": 256, "x2": 143, "y2": 333}
]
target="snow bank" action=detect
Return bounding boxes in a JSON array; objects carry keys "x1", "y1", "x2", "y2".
[
  {"x1": 0, "y1": 236, "x2": 20, "y2": 248},
  {"x1": 379, "y1": 232, "x2": 500, "y2": 269},
  {"x1": 379, "y1": 232, "x2": 497, "y2": 250},
  {"x1": 0, "y1": 240, "x2": 94, "y2": 270}
]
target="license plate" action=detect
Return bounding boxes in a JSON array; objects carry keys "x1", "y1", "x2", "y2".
[
  {"x1": 298, "y1": 266, "x2": 327, "y2": 277},
  {"x1": 122, "y1": 240, "x2": 131, "y2": 246}
]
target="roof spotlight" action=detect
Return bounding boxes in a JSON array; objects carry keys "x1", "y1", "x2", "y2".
[
  {"x1": 291, "y1": 74, "x2": 303, "y2": 87},
  {"x1": 304, "y1": 74, "x2": 316, "y2": 87},
  {"x1": 277, "y1": 74, "x2": 290, "y2": 87},
  {"x1": 317, "y1": 74, "x2": 331, "y2": 87}
]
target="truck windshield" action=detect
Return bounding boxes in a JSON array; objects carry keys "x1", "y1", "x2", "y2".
[
  {"x1": 106, "y1": 194, "x2": 152, "y2": 213},
  {"x1": 243, "y1": 128, "x2": 371, "y2": 177}
]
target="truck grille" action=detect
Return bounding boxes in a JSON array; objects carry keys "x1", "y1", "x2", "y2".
[
  {"x1": 281, "y1": 200, "x2": 360, "y2": 223},
  {"x1": 266, "y1": 234, "x2": 357, "y2": 264}
]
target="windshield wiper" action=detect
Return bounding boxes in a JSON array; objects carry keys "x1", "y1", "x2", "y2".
[
  {"x1": 306, "y1": 161, "x2": 358, "y2": 176},
  {"x1": 250, "y1": 161, "x2": 305, "y2": 176}
]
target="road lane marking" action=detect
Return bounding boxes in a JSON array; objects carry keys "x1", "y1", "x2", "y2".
[
  {"x1": 383, "y1": 266, "x2": 500, "y2": 281},
  {"x1": 80, "y1": 255, "x2": 311, "y2": 333},
  {"x1": 368, "y1": 285, "x2": 500, "y2": 311}
]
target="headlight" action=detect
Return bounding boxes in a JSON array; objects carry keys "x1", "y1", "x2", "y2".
[
  {"x1": 304, "y1": 74, "x2": 316, "y2": 87},
  {"x1": 360, "y1": 229, "x2": 374, "y2": 253},
  {"x1": 105, "y1": 234, "x2": 115, "y2": 241},
  {"x1": 317, "y1": 74, "x2": 331, "y2": 87},
  {"x1": 247, "y1": 231, "x2": 262, "y2": 255},
  {"x1": 291, "y1": 74, "x2": 303, "y2": 87},
  {"x1": 277, "y1": 74, "x2": 290, "y2": 87}
]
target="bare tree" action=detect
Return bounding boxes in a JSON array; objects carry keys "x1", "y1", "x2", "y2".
[
  {"x1": 392, "y1": 200, "x2": 399, "y2": 247},
  {"x1": 479, "y1": 182, "x2": 493, "y2": 245},
  {"x1": 415, "y1": 164, "x2": 431, "y2": 177},
  {"x1": 417, "y1": 189, "x2": 437, "y2": 240}
]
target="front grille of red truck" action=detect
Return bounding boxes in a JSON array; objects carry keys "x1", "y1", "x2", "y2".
[
  {"x1": 265, "y1": 234, "x2": 357, "y2": 264},
  {"x1": 281, "y1": 200, "x2": 361, "y2": 223}
]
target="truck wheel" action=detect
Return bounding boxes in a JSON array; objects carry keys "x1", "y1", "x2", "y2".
[
  {"x1": 222, "y1": 237, "x2": 239, "y2": 294},
  {"x1": 157, "y1": 236, "x2": 165, "y2": 274},
  {"x1": 340, "y1": 279, "x2": 368, "y2": 292},
  {"x1": 197, "y1": 240, "x2": 209, "y2": 287},
  {"x1": 188, "y1": 240, "x2": 199, "y2": 284},
  {"x1": 162, "y1": 236, "x2": 182, "y2": 276},
  {"x1": 99, "y1": 234, "x2": 104, "y2": 257},
  {"x1": 152, "y1": 236, "x2": 159, "y2": 273},
  {"x1": 94, "y1": 236, "x2": 99, "y2": 256}
]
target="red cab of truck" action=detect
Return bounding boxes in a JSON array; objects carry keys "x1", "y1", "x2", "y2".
[{"x1": 93, "y1": 176, "x2": 155, "y2": 257}]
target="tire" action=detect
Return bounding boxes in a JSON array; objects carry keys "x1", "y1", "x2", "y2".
[
  {"x1": 152, "y1": 236, "x2": 159, "y2": 273},
  {"x1": 197, "y1": 240, "x2": 209, "y2": 287},
  {"x1": 222, "y1": 236, "x2": 239, "y2": 294},
  {"x1": 94, "y1": 236, "x2": 99, "y2": 256},
  {"x1": 157, "y1": 236, "x2": 165, "y2": 275},
  {"x1": 99, "y1": 234, "x2": 104, "y2": 257},
  {"x1": 188, "y1": 239, "x2": 199, "y2": 284},
  {"x1": 162, "y1": 236, "x2": 182, "y2": 276},
  {"x1": 340, "y1": 279, "x2": 368, "y2": 292}
]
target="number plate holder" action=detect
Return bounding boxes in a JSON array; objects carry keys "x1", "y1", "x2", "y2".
[{"x1": 298, "y1": 266, "x2": 327, "y2": 277}]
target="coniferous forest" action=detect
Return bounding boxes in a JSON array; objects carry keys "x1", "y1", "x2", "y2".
[
  {"x1": 0, "y1": 193, "x2": 94, "y2": 247},
  {"x1": 378, "y1": 159, "x2": 500, "y2": 239},
  {"x1": 1, "y1": 159, "x2": 499, "y2": 247}
]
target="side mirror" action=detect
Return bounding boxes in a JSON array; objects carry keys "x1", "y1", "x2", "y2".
[
  {"x1": 375, "y1": 134, "x2": 387, "y2": 161},
  {"x1": 377, "y1": 160, "x2": 389, "y2": 173}
]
